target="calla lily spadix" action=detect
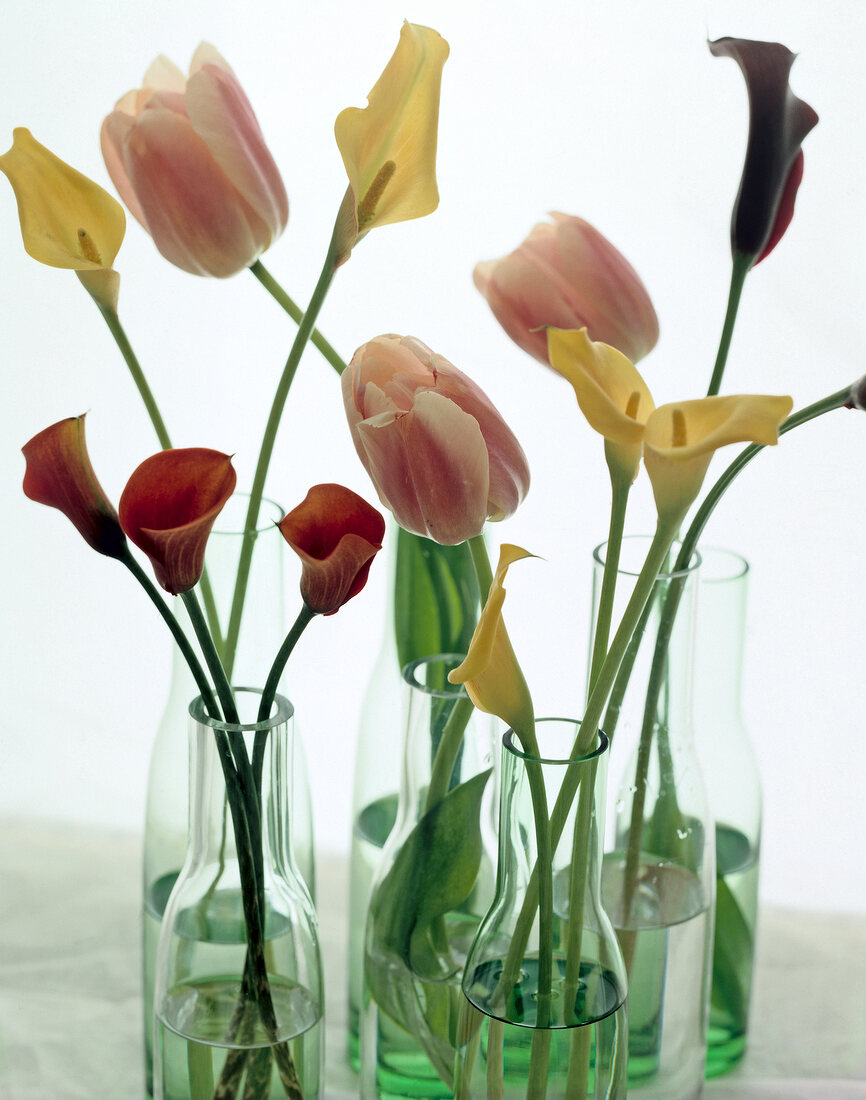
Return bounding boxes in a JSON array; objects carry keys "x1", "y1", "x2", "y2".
[
  {"x1": 278, "y1": 483, "x2": 385, "y2": 616},
  {"x1": 644, "y1": 393, "x2": 794, "y2": 522},
  {"x1": 22, "y1": 415, "x2": 127, "y2": 559},
  {"x1": 333, "y1": 22, "x2": 449, "y2": 263},
  {"x1": 118, "y1": 448, "x2": 236, "y2": 595},
  {"x1": 448, "y1": 544, "x2": 536, "y2": 746},
  {"x1": 0, "y1": 128, "x2": 126, "y2": 310},
  {"x1": 547, "y1": 327, "x2": 655, "y2": 481}
]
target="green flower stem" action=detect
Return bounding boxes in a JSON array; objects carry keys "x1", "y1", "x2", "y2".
[
  {"x1": 249, "y1": 260, "x2": 347, "y2": 375},
  {"x1": 496, "y1": 520, "x2": 681, "y2": 995},
  {"x1": 563, "y1": 758, "x2": 598, "y2": 1017},
  {"x1": 706, "y1": 251, "x2": 750, "y2": 397},
  {"x1": 224, "y1": 251, "x2": 337, "y2": 672},
  {"x1": 425, "y1": 695, "x2": 477, "y2": 812},
  {"x1": 588, "y1": 470, "x2": 631, "y2": 693},
  {"x1": 94, "y1": 301, "x2": 223, "y2": 653},
  {"x1": 468, "y1": 533, "x2": 494, "y2": 600},
  {"x1": 121, "y1": 551, "x2": 219, "y2": 719}
]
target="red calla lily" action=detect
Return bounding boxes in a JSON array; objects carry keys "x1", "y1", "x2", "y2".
[
  {"x1": 118, "y1": 448, "x2": 236, "y2": 594},
  {"x1": 278, "y1": 484, "x2": 385, "y2": 615},
  {"x1": 22, "y1": 415, "x2": 127, "y2": 559},
  {"x1": 710, "y1": 37, "x2": 819, "y2": 267}
]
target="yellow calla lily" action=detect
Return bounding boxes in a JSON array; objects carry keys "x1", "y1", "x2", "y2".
[
  {"x1": 448, "y1": 544, "x2": 535, "y2": 743},
  {"x1": 333, "y1": 22, "x2": 449, "y2": 259},
  {"x1": 0, "y1": 128, "x2": 125, "y2": 310},
  {"x1": 644, "y1": 393, "x2": 793, "y2": 522},
  {"x1": 547, "y1": 327, "x2": 655, "y2": 481}
]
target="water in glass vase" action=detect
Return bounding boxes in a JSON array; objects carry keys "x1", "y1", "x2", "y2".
[
  {"x1": 706, "y1": 823, "x2": 758, "y2": 1078},
  {"x1": 157, "y1": 975, "x2": 321, "y2": 1099},
  {"x1": 349, "y1": 793, "x2": 399, "y2": 1069},
  {"x1": 602, "y1": 857, "x2": 712, "y2": 1099},
  {"x1": 456, "y1": 958, "x2": 627, "y2": 1099}
]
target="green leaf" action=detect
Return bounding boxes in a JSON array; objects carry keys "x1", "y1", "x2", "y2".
[
  {"x1": 394, "y1": 528, "x2": 480, "y2": 670},
  {"x1": 711, "y1": 875, "x2": 754, "y2": 1028},
  {"x1": 370, "y1": 768, "x2": 492, "y2": 972}
]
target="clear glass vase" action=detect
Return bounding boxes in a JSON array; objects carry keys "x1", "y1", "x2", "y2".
[
  {"x1": 360, "y1": 653, "x2": 497, "y2": 1099},
  {"x1": 153, "y1": 688, "x2": 322, "y2": 1100},
  {"x1": 348, "y1": 531, "x2": 481, "y2": 1067},
  {"x1": 455, "y1": 720, "x2": 628, "y2": 1099},
  {"x1": 591, "y1": 537, "x2": 714, "y2": 1100},
  {"x1": 694, "y1": 548, "x2": 760, "y2": 1078},
  {"x1": 143, "y1": 494, "x2": 315, "y2": 1097}
]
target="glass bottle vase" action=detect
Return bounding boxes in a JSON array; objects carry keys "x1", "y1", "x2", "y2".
[
  {"x1": 693, "y1": 547, "x2": 760, "y2": 1078},
  {"x1": 455, "y1": 719, "x2": 628, "y2": 1099},
  {"x1": 348, "y1": 530, "x2": 481, "y2": 1067},
  {"x1": 591, "y1": 537, "x2": 714, "y2": 1100},
  {"x1": 143, "y1": 494, "x2": 315, "y2": 1097},
  {"x1": 153, "y1": 688, "x2": 323, "y2": 1100},
  {"x1": 360, "y1": 653, "x2": 498, "y2": 1099}
]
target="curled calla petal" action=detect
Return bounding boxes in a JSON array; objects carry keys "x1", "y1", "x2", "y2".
[
  {"x1": 101, "y1": 43, "x2": 288, "y2": 277},
  {"x1": 333, "y1": 22, "x2": 449, "y2": 261},
  {"x1": 118, "y1": 448, "x2": 236, "y2": 594},
  {"x1": 710, "y1": 37, "x2": 818, "y2": 266},
  {"x1": 475, "y1": 213, "x2": 659, "y2": 365},
  {"x1": 448, "y1": 544, "x2": 535, "y2": 742},
  {"x1": 643, "y1": 394, "x2": 793, "y2": 521},
  {"x1": 547, "y1": 327, "x2": 655, "y2": 481},
  {"x1": 343, "y1": 334, "x2": 529, "y2": 545},
  {"x1": 22, "y1": 415, "x2": 127, "y2": 559},
  {"x1": 845, "y1": 376, "x2": 866, "y2": 411},
  {"x1": 278, "y1": 484, "x2": 385, "y2": 615},
  {"x1": 0, "y1": 128, "x2": 125, "y2": 309}
]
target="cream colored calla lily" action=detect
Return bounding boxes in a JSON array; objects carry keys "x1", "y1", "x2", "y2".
[
  {"x1": 333, "y1": 23, "x2": 449, "y2": 259},
  {"x1": 0, "y1": 128, "x2": 125, "y2": 310},
  {"x1": 448, "y1": 544, "x2": 535, "y2": 743},
  {"x1": 547, "y1": 327, "x2": 655, "y2": 480},
  {"x1": 644, "y1": 394, "x2": 793, "y2": 522}
]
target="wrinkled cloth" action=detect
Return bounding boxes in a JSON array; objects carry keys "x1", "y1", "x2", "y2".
[{"x1": 1, "y1": 820, "x2": 864, "y2": 1098}]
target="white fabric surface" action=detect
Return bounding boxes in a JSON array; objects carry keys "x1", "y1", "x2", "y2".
[{"x1": 1, "y1": 820, "x2": 864, "y2": 1098}]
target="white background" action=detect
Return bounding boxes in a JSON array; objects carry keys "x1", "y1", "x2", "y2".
[{"x1": 1, "y1": 0, "x2": 863, "y2": 912}]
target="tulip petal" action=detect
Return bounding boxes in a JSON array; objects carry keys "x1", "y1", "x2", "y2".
[
  {"x1": 119, "y1": 108, "x2": 268, "y2": 276},
  {"x1": 335, "y1": 22, "x2": 449, "y2": 235},
  {"x1": 710, "y1": 37, "x2": 818, "y2": 264},
  {"x1": 22, "y1": 414, "x2": 127, "y2": 559},
  {"x1": 0, "y1": 128, "x2": 125, "y2": 271},
  {"x1": 449, "y1": 544, "x2": 535, "y2": 740},
  {"x1": 278, "y1": 483, "x2": 385, "y2": 615},
  {"x1": 118, "y1": 448, "x2": 236, "y2": 594},
  {"x1": 185, "y1": 63, "x2": 288, "y2": 236}
]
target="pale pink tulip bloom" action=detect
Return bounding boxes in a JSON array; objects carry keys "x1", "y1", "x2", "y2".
[
  {"x1": 343, "y1": 335, "x2": 530, "y2": 545},
  {"x1": 474, "y1": 213, "x2": 659, "y2": 365},
  {"x1": 101, "y1": 44, "x2": 288, "y2": 277}
]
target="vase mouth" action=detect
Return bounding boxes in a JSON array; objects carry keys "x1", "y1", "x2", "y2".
[
  {"x1": 503, "y1": 721, "x2": 609, "y2": 766},
  {"x1": 402, "y1": 652, "x2": 468, "y2": 698},
  {"x1": 212, "y1": 492, "x2": 284, "y2": 537},
  {"x1": 697, "y1": 544, "x2": 750, "y2": 583},
  {"x1": 189, "y1": 685, "x2": 294, "y2": 731},
  {"x1": 593, "y1": 535, "x2": 701, "y2": 580}
]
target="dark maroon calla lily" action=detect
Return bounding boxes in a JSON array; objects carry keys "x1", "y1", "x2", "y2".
[
  {"x1": 118, "y1": 448, "x2": 236, "y2": 594},
  {"x1": 710, "y1": 37, "x2": 819, "y2": 267},
  {"x1": 22, "y1": 415, "x2": 127, "y2": 559},
  {"x1": 278, "y1": 484, "x2": 385, "y2": 615}
]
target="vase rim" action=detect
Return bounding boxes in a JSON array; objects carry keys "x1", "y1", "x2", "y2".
[
  {"x1": 593, "y1": 535, "x2": 701, "y2": 581},
  {"x1": 503, "y1": 721, "x2": 609, "y2": 766},
  {"x1": 697, "y1": 544, "x2": 750, "y2": 583},
  {"x1": 212, "y1": 491, "x2": 284, "y2": 537},
  {"x1": 188, "y1": 685, "x2": 294, "y2": 731},
  {"x1": 402, "y1": 652, "x2": 468, "y2": 698}
]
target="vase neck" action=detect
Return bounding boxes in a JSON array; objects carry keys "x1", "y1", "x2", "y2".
[{"x1": 694, "y1": 546, "x2": 748, "y2": 721}]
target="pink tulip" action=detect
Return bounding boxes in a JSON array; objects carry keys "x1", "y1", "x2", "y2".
[
  {"x1": 101, "y1": 43, "x2": 288, "y2": 277},
  {"x1": 343, "y1": 335, "x2": 530, "y2": 545},
  {"x1": 474, "y1": 213, "x2": 659, "y2": 366}
]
